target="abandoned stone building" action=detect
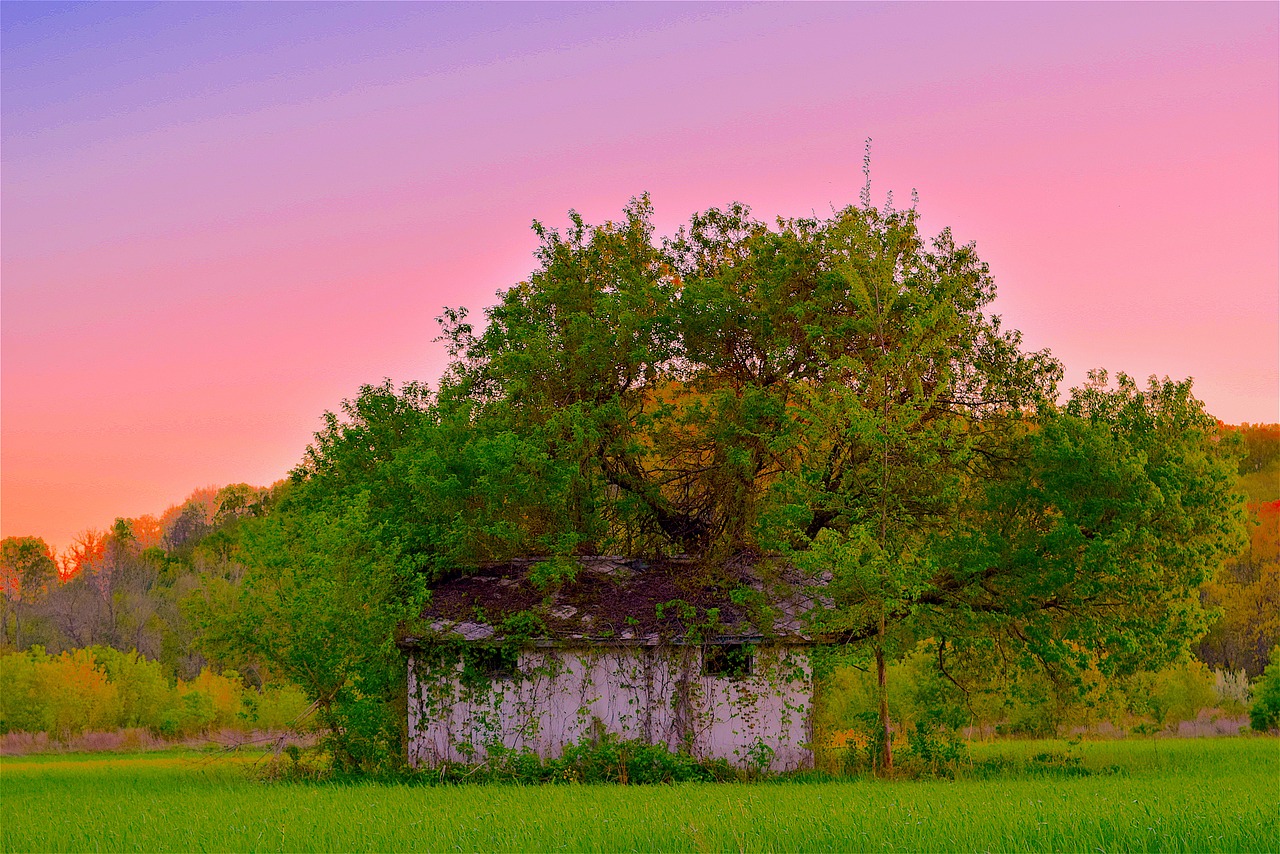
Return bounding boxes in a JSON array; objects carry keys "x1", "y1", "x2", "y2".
[{"x1": 397, "y1": 555, "x2": 825, "y2": 772}]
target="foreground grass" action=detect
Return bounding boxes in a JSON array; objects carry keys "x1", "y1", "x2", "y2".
[{"x1": 3, "y1": 739, "x2": 1277, "y2": 852}]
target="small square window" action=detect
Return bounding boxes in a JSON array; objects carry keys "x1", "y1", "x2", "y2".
[
  {"x1": 703, "y1": 644, "x2": 753, "y2": 679},
  {"x1": 465, "y1": 647, "x2": 518, "y2": 681}
]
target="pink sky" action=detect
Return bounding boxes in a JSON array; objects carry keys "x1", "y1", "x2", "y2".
[{"x1": 3, "y1": 2, "x2": 1277, "y2": 554}]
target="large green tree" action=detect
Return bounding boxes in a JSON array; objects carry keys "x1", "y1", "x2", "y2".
[
  {"x1": 763, "y1": 199, "x2": 1061, "y2": 770},
  {"x1": 226, "y1": 193, "x2": 1245, "y2": 771}
]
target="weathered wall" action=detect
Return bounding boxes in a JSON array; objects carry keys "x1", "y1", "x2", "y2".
[{"x1": 407, "y1": 645, "x2": 813, "y2": 771}]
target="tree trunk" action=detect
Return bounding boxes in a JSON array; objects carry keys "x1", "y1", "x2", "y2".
[
  {"x1": 876, "y1": 614, "x2": 893, "y2": 773},
  {"x1": 11, "y1": 605, "x2": 23, "y2": 650}
]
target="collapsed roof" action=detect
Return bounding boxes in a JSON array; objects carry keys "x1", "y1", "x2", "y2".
[{"x1": 397, "y1": 553, "x2": 829, "y2": 648}]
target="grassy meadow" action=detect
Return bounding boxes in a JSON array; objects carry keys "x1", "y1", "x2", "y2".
[{"x1": 3, "y1": 738, "x2": 1277, "y2": 852}]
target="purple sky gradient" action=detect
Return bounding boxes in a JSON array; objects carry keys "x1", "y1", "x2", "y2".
[{"x1": 3, "y1": 2, "x2": 1277, "y2": 552}]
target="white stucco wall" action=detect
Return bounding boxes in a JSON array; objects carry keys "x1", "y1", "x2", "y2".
[{"x1": 407, "y1": 644, "x2": 813, "y2": 772}]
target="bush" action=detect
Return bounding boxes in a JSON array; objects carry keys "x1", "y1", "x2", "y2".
[
  {"x1": 0, "y1": 648, "x2": 121, "y2": 738},
  {"x1": 0, "y1": 650, "x2": 44, "y2": 734},
  {"x1": 1130, "y1": 659, "x2": 1219, "y2": 730},
  {"x1": 426, "y1": 735, "x2": 737, "y2": 785},
  {"x1": 0, "y1": 645, "x2": 313, "y2": 744},
  {"x1": 1213, "y1": 668, "x2": 1252, "y2": 713},
  {"x1": 242, "y1": 682, "x2": 315, "y2": 731},
  {"x1": 898, "y1": 721, "x2": 967, "y2": 778},
  {"x1": 830, "y1": 716, "x2": 968, "y2": 779},
  {"x1": 1249, "y1": 647, "x2": 1280, "y2": 732},
  {"x1": 554, "y1": 736, "x2": 733, "y2": 784},
  {"x1": 90, "y1": 648, "x2": 172, "y2": 731}
]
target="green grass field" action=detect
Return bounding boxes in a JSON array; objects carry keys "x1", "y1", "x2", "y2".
[{"x1": 3, "y1": 738, "x2": 1277, "y2": 852}]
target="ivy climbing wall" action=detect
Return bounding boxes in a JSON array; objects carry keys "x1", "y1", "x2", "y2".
[{"x1": 407, "y1": 644, "x2": 814, "y2": 771}]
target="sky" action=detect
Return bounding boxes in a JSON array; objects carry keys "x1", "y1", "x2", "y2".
[{"x1": 3, "y1": 1, "x2": 1277, "y2": 554}]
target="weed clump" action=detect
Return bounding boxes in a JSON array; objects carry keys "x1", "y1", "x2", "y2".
[
  {"x1": 832, "y1": 716, "x2": 970, "y2": 779},
  {"x1": 828, "y1": 717, "x2": 1125, "y2": 781},
  {"x1": 429, "y1": 735, "x2": 738, "y2": 785}
]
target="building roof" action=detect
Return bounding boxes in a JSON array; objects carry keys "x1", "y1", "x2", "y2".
[{"x1": 397, "y1": 553, "x2": 828, "y2": 648}]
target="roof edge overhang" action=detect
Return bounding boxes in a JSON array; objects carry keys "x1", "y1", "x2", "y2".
[{"x1": 396, "y1": 634, "x2": 817, "y2": 651}]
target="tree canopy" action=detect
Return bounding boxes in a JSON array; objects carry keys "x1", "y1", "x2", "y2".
[{"x1": 222, "y1": 193, "x2": 1246, "y2": 770}]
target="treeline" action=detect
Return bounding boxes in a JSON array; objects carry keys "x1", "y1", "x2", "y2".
[
  {"x1": 0, "y1": 646, "x2": 311, "y2": 740},
  {"x1": 818, "y1": 643, "x2": 1254, "y2": 741},
  {"x1": 0, "y1": 483, "x2": 317, "y2": 747},
  {"x1": 1197, "y1": 423, "x2": 1280, "y2": 677},
  {"x1": 0, "y1": 483, "x2": 279, "y2": 682}
]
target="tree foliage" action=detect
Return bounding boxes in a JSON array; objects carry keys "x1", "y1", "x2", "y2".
[
  {"x1": 1198, "y1": 423, "x2": 1280, "y2": 676},
  {"x1": 219, "y1": 491, "x2": 427, "y2": 770},
  {"x1": 1248, "y1": 646, "x2": 1280, "y2": 732},
  {"x1": 916, "y1": 372, "x2": 1245, "y2": 682},
  {"x1": 222, "y1": 193, "x2": 1247, "y2": 770},
  {"x1": 1, "y1": 483, "x2": 276, "y2": 681},
  {"x1": 1, "y1": 536, "x2": 57, "y2": 649},
  {"x1": 0, "y1": 645, "x2": 311, "y2": 739}
]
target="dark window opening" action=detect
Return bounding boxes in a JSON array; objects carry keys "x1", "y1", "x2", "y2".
[
  {"x1": 464, "y1": 647, "x2": 518, "y2": 682},
  {"x1": 704, "y1": 644, "x2": 753, "y2": 679}
]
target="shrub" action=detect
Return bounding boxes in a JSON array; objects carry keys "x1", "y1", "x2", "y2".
[
  {"x1": 898, "y1": 721, "x2": 968, "y2": 778},
  {"x1": 1120, "y1": 658, "x2": 1219, "y2": 732},
  {"x1": 180, "y1": 668, "x2": 245, "y2": 730},
  {"x1": 242, "y1": 682, "x2": 315, "y2": 731},
  {"x1": 1, "y1": 645, "x2": 313, "y2": 745},
  {"x1": 553, "y1": 735, "x2": 733, "y2": 784},
  {"x1": 90, "y1": 647, "x2": 173, "y2": 731},
  {"x1": 1213, "y1": 668, "x2": 1252, "y2": 713},
  {"x1": 0, "y1": 648, "x2": 122, "y2": 738},
  {"x1": 1248, "y1": 647, "x2": 1280, "y2": 732},
  {"x1": 0, "y1": 650, "x2": 43, "y2": 734},
  {"x1": 426, "y1": 735, "x2": 737, "y2": 785}
]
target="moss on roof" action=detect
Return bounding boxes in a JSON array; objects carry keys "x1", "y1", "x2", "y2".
[{"x1": 398, "y1": 553, "x2": 826, "y2": 647}]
